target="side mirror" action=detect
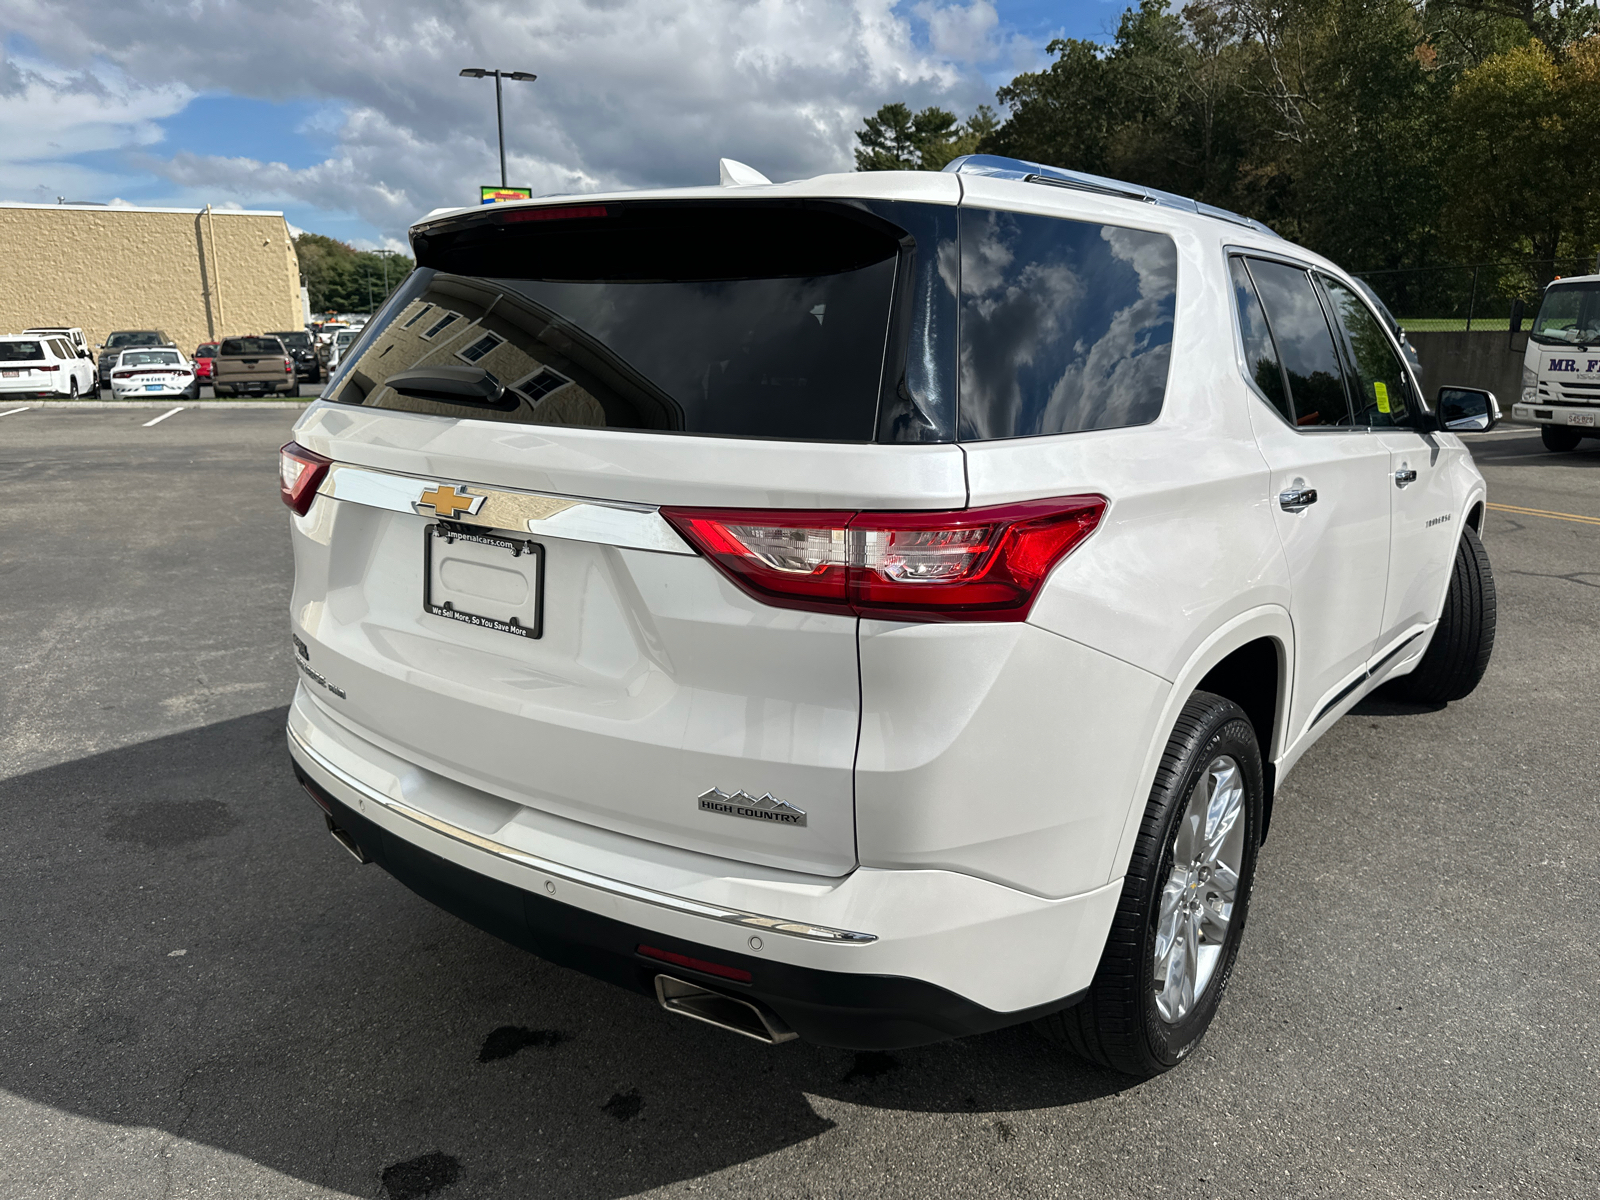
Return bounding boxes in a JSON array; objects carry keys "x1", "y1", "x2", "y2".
[
  {"x1": 1437, "y1": 386, "x2": 1500, "y2": 433},
  {"x1": 1509, "y1": 298, "x2": 1525, "y2": 334}
]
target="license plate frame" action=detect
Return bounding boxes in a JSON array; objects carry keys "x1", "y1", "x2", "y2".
[
  {"x1": 1570, "y1": 412, "x2": 1596, "y2": 427},
  {"x1": 1, "y1": 370, "x2": 16, "y2": 378},
  {"x1": 423, "y1": 523, "x2": 544, "y2": 639}
]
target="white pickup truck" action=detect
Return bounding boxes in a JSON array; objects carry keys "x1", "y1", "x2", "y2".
[{"x1": 1514, "y1": 274, "x2": 1600, "y2": 451}]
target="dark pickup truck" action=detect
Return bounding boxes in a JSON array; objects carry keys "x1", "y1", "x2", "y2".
[
  {"x1": 264, "y1": 330, "x2": 321, "y2": 385},
  {"x1": 212, "y1": 336, "x2": 297, "y2": 397}
]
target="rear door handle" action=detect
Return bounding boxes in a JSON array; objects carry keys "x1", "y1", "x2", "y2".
[
  {"x1": 1279, "y1": 488, "x2": 1318, "y2": 512},
  {"x1": 1395, "y1": 467, "x2": 1418, "y2": 488}
]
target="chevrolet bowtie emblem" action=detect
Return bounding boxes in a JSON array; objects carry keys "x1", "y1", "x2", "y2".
[
  {"x1": 698, "y1": 788, "x2": 808, "y2": 827},
  {"x1": 416, "y1": 483, "x2": 485, "y2": 520}
]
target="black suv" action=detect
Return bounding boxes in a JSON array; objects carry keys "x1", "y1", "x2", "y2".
[
  {"x1": 98, "y1": 330, "x2": 174, "y2": 393},
  {"x1": 264, "y1": 330, "x2": 321, "y2": 385}
]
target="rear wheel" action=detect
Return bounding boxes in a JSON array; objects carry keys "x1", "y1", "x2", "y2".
[
  {"x1": 1541, "y1": 425, "x2": 1583, "y2": 452},
  {"x1": 1385, "y1": 526, "x2": 1495, "y2": 704},
  {"x1": 68, "y1": 377, "x2": 79, "y2": 399},
  {"x1": 1035, "y1": 692, "x2": 1262, "y2": 1076}
]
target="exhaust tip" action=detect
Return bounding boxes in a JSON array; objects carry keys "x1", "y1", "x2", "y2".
[
  {"x1": 325, "y1": 813, "x2": 371, "y2": 864},
  {"x1": 654, "y1": 975, "x2": 797, "y2": 1044}
]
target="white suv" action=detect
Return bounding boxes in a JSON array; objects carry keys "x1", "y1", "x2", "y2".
[{"x1": 281, "y1": 156, "x2": 1498, "y2": 1075}]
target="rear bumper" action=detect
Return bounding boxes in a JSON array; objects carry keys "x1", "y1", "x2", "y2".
[
  {"x1": 286, "y1": 689, "x2": 1118, "y2": 1048},
  {"x1": 294, "y1": 763, "x2": 1085, "y2": 1049}
]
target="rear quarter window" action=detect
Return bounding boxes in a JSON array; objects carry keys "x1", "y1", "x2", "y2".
[{"x1": 955, "y1": 208, "x2": 1177, "y2": 440}]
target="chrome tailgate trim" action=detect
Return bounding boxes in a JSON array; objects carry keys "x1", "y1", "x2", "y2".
[{"x1": 319, "y1": 462, "x2": 695, "y2": 555}]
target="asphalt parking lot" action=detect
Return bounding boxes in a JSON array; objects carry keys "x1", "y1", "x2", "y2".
[{"x1": 2, "y1": 407, "x2": 1597, "y2": 1199}]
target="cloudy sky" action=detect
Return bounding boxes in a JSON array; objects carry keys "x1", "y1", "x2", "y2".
[{"x1": 0, "y1": 0, "x2": 1119, "y2": 248}]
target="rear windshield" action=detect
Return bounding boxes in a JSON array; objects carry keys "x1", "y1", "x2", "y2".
[
  {"x1": 327, "y1": 202, "x2": 905, "y2": 441},
  {"x1": 196, "y1": 345, "x2": 218, "y2": 356},
  {"x1": 122, "y1": 350, "x2": 181, "y2": 366},
  {"x1": 324, "y1": 200, "x2": 1177, "y2": 443},
  {"x1": 1532, "y1": 282, "x2": 1600, "y2": 344},
  {"x1": 271, "y1": 332, "x2": 312, "y2": 349},
  {"x1": 0, "y1": 341, "x2": 43, "y2": 362},
  {"x1": 106, "y1": 332, "x2": 164, "y2": 348},
  {"x1": 221, "y1": 337, "x2": 284, "y2": 355}
]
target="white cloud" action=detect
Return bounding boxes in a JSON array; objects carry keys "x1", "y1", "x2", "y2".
[{"x1": 0, "y1": 0, "x2": 1024, "y2": 238}]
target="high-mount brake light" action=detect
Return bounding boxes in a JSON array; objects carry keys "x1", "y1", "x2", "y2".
[
  {"x1": 279, "y1": 442, "x2": 332, "y2": 516},
  {"x1": 662, "y1": 496, "x2": 1107, "y2": 623},
  {"x1": 504, "y1": 204, "x2": 609, "y2": 223}
]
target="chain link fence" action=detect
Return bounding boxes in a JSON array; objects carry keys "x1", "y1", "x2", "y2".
[{"x1": 1355, "y1": 256, "x2": 1600, "y2": 332}]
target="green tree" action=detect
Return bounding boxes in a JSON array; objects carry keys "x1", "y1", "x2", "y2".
[
  {"x1": 294, "y1": 233, "x2": 414, "y2": 314},
  {"x1": 855, "y1": 102, "x2": 998, "y2": 170},
  {"x1": 1440, "y1": 35, "x2": 1600, "y2": 276}
]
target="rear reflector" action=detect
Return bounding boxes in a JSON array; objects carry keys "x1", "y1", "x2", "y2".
[
  {"x1": 662, "y1": 495, "x2": 1107, "y2": 623},
  {"x1": 279, "y1": 441, "x2": 332, "y2": 516},
  {"x1": 637, "y1": 944, "x2": 753, "y2": 983}
]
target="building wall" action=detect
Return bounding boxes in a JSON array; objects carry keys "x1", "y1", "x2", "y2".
[{"x1": 0, "y1": 203, "x2": 302, "y2": 355}]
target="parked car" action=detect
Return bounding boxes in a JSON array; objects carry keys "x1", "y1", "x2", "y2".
[
  {"x1": 109, "y1": 347, "x2": 198, "y2": 399},
  {"x1": 325, "y1": 328, "x2": 358, "y2": 370},
  {"x1": 264, "y1": 330, "x2": 322, "y2": 385},
  {"x1": 0, "y1": 333, "x2": 97, "y2": 398},
  {"x1": 97, "y1": 330, "x2": 174, "y2": 393},
  {"x1": 193, "y1": 343, "x2": 220, "y2": 381},
  {"x1": 213, "y1": 336, "x2": 296, "y2": 397},
  {"x1": 25, "y1": 326, "x2": 95, "y2": 372},
  {"x1": 281, "y1": 155, "x2": 1498, "y2": 1076}
]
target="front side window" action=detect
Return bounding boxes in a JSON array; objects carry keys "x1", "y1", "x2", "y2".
[
  {"x1": 1531, "y1": 282, "x2": 1600, "y2": 344},
  {"x1": 1229, "y1": 256, "x2": 1291, "y2": 424},
  {"x1": 1320, "y1": 275, "x2": 1413, "y2": 427},
  {"x1": 956, "y1": 207, "x2": 1177, "y2": 440},
  {"x1": 1243, "y1": 258, "x2": 1353, "y2": 427}
]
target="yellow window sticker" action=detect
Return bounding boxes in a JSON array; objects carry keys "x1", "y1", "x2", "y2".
[{"x1": 1374, "y1": 381, "x2": 1391, "y2": 413}]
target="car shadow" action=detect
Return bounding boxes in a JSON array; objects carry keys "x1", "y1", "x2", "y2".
[{"x1": 0, "y1": 708, "x2": 1135, "y2": 1198}]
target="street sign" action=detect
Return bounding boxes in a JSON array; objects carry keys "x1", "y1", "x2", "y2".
[{"x1": 481, "y1": 186, "x2": 534, "y2": 204}]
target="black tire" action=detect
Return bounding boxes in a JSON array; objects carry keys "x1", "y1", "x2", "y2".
[
  {"x1": 214, "y1": 385, "x2": 232, "y2": 398},
  {"x1": 1386, "y1": 526, "x2": 1496, "y2": 704},
  {"x1": 1541, "y1": 425, "x2": 1582, "y2": 452},
  {"x1": 68, "y1": 377, "x2": 79, "y2": 398},
  {"x1": 1035, "y1": 692, "x2": 1263, "y2": 1076}
]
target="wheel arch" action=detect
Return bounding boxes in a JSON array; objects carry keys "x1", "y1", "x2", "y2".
[{"x1": 1106, "y1": 606, "x2": 1293, "y2": 884}]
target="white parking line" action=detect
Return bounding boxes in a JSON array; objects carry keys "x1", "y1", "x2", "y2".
[
  {"x1": 0, "y1": 406, "x2": 30, "y2": 418},
  {"x1": 142, "y1": 407, "x2": 184, "y2": 427}
]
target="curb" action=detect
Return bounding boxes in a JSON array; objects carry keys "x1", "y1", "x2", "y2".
[{"x1": 18, "y1": 400, "x2": 314, "y2": 410}]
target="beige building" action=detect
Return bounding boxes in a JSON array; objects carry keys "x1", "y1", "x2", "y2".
[{"x1": 0, "y1": 202, "x2": 302, "y2": 354}]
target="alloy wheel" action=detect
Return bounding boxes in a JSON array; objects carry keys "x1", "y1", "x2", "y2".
[{"x1": 1153, "y1": 754, "x2": 1246, "y2": 1023}]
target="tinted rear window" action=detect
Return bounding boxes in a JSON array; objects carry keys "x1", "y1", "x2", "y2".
[
  {"x1": 0, "y1": 341, "x2": 43, "y2": 362},
  {"x1": 221, "y1": 337, "x2": 284, "y2": 355},
  {"x1": 106, "y1": 332, "x2": 164, "y2": 348},
  {"x1": 955, "y1": 208, "x2": 1176, "y2": 440},
  {"x1": 196, "y1": 345, "x2": 218, "y2": 356},
  {"x1": 328, "y1": 202, "x2": 904, "y2": 441},
  {"x1": 122, "y1": 351, "x2": 181, "y2": 366}
]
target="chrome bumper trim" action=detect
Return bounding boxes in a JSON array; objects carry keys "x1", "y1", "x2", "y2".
[
  {"x1": 287, "y1": 726, "x2": 877, "y2": 945},
  {"x1": 318, "y1": 462, "x2": 695, "y2": 555}
]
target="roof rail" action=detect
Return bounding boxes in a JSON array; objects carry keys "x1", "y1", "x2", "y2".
[{"x1": 944, "y1": 154, "x2": 1279, "y2": 239}]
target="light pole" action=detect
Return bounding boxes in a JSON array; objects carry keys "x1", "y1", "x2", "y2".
[
  {"x1": 372, "y1": 248, "x2": 397, "y2": 302},
  {"x1": 459, "y1": 68, "x2": 538, "y2": 187}
]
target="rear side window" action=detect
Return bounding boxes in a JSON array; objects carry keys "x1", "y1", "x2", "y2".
[
  {"x1": 0, "y1": 341, "x2": 43, "y2": 362},
  {"x1": 1243, "y1": 258, "x2": 1353, "y2": 427},
  {"x1": 221, "y1": 337, "x2": 284, "y2": 355},
  {"x1": 330, "y1": 202, "x2": 905, "y2": 442},
  {"x1": 955, "y1": 207, "x2": 1176, "y2": 440},
  {"x1": 1228, "y1": 257, "x2": 1291, "y2": 424}
]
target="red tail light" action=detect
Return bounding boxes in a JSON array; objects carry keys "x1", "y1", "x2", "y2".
[
  {"x1": 279, "y1": 442, "x2": 331, "y2": 516},
  {"x1": 284, "y1": 358, "x2": 294, "y2": 373},
  {"x1": 504, "y1": 204, "x2": 609, "y2": 223},
  {"x1": 637, "y1": 944, "x2": 752, "y2": 982},
  {"x1": 662, "y1": 496, "x2": 1106, "y2": 623}
]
